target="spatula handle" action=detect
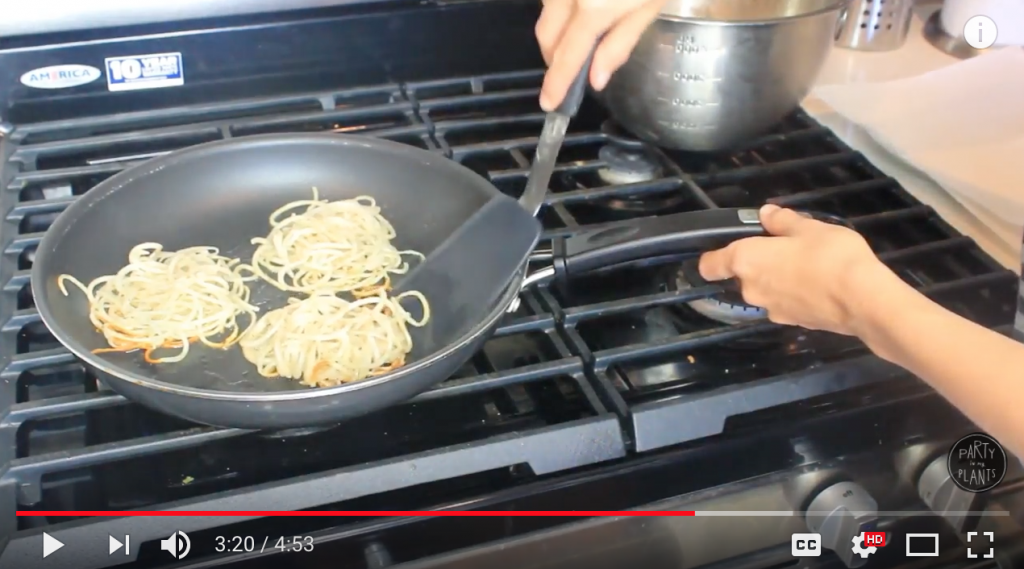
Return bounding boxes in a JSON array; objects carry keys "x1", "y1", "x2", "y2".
[{"x1": 553, "y1": 43, "x2": 598, "y2": 117}]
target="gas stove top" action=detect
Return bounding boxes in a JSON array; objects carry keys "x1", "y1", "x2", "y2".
[{"x1": 1, "y1": 1, "x2": 1022, "y2": 568}]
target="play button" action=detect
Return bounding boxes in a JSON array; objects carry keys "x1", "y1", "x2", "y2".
[{"x1": 42, "y1": 533, "x2": 64, "y2": 558}]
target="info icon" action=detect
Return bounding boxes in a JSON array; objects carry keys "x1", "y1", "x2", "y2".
[
  {"x1": 948, "y1": 433, "x2": 1007, "y2": 493},
  {"x1": 963, "y1": 15, "x2": 998, "y2": 50}
]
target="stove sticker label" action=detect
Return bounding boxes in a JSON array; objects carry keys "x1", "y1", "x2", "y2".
[
  {"x1": 20, "y1": 64, "x2": 102, "y2": 90},
  {"x1": 105, "y1": 52, "x2": 184, "y2": 92}
]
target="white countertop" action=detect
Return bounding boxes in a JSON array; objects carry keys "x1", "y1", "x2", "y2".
[{"x1": 801, "y1": 2, "x2": 1020, "y2": 272}]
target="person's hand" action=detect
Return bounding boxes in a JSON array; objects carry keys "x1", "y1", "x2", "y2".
[
  {"x1": 536, "y1": 0, "x2": 666, "y2": 111},
  {"x1": 698, "y1": 204, "x2": 895, "y2": 336}
]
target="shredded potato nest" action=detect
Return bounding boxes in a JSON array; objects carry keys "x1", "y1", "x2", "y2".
[
  {"x1": 247, "y1": 188, "x2": 423, "y2": 297},
  {"x1": 57, "y1": 243, "x2": 258, "y2": 363},
  {"x1": 239, "y1": 291, "x2": 430, "y2": 387}
]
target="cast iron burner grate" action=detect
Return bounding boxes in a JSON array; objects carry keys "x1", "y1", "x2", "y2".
[{"x1": 0, "y1": 19, "x2": 1018, "y2": 567}]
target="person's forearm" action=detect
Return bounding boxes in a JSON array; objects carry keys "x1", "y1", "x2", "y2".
[{"x1": 849, "y1": 265, "x2": 1024, "y2": 457}]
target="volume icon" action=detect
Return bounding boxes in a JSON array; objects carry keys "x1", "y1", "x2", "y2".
[{"x1": 160, "y1": 531, "x2": 191, "y2": 559}]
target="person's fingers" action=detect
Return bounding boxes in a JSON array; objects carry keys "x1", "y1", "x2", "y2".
[
  {"x1": 540, "y1": 1, "x2": 637, "y2": 110},
  {"x1": 589, "y1": 0, "x2": 662, "y2": 89},
  {"x1": 536, "y1": 0, "x2": 575, "y2": 66},
  {"x1": 541, "y1": 20, "x2": 605, "y2": 110},
  {"x1": 698, "y1": 244, "x2": 739, "y2": 282},
  {"x1": 759, "y1": 204, "x2": 810, "y2": 237},
  {"x1": 699, "y1": 234, "x2": 781, "y2": 281}
]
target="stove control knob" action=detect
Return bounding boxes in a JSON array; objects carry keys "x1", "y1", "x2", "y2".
[
  {"x1": 805, "y1": 481, "x2": 880, "y2": 568},
  {"x1": 918, "y1": 454, "x2": 979, "y2": 533}
]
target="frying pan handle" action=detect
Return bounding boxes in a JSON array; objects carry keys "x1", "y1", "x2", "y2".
[{"x1": 550, "y1": 208, "x2": 851, "y2": 284}]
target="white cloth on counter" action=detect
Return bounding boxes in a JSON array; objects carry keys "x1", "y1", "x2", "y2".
[{"x1": 812, "y1": 47, "x2": 1024, "y2": 260}]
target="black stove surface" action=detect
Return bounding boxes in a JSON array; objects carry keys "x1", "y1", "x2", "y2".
[{"x1": 0, "y1": 1, "x2": 1020, "y2": 568}]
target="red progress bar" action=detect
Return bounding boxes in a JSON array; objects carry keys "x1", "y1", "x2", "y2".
[{"x1": 17, "y1": 511, "x2": 697, "y2": 517}]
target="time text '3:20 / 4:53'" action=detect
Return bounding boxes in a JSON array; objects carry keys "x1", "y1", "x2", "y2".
[{"x1": 214, "y1": 535, "x2": 315, "y2": 553}]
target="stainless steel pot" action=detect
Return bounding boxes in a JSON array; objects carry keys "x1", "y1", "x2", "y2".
[{"x1": 601, "y1": 0, "x2": 849, "y2": 151}]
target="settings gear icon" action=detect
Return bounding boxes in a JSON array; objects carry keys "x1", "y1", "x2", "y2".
[{"x1": 851, "y1": 534, "x2": 878, "y2": 559}]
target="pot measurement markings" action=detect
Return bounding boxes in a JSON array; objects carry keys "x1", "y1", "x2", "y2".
[
  {"x1": 674, "y1": 72, "x2": 721, "y2": 83},
  {"x1": 655, "y1": 36, "x2": 723, "y2": 114},
  {"x1": 654, "y1": 71, "x2": 723, "y2": 85},
  {"x1": 657, "y1": 97, "x2": 720, "y2": 108},
  {"x1": 656, "y1": 120, "x2": 716, "y2": 131},
  {"x1": 672, "y1": 35, "x2": 725, "y2": 56}
]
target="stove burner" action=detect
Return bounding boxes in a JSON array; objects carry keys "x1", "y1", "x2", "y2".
[
  {"x1": 674, "y1": 259, "x2": 767, "y2": 324},
  {"x1": 594, "y1": 119, "x2": 686, "y2": 215},
  {"x1": 597, "y1": 144, "x2": 663, "y2": 185}
]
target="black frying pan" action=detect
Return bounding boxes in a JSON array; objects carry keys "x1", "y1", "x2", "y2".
[{"x1": 31, "y1": 132, "x2": 829, "y2": 429}]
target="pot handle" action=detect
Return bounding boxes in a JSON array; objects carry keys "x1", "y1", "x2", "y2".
[{"x1": 549, "y1": 208, "x2": 850, "y2": 286}]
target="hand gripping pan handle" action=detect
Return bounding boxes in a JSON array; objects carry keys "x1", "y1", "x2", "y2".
[{"x1": 549, "y1": 208, "x2": 852, "y2": 287}]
